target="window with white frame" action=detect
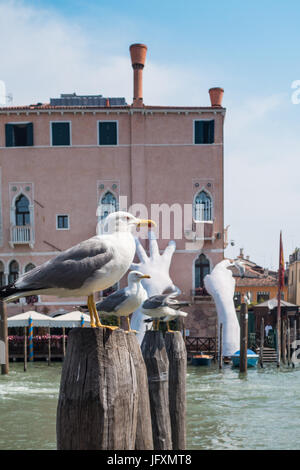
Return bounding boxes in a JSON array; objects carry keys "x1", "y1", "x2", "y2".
[
  {"x1": 98, "y1": 121, "x2": 118, "y2": 146},
  {"x1": 51, "y1": 122, "x2": 71, "y2": 146},
  {"x1": 194, "y1": 191, "x2": 213, "y2": 221},
  {"x1": 56, "y1": 214, "x2": 69, "y2": 230},
  {"x1": 8, "y1": 260, "x2": 19, "y2": 284},
  {"x1": 15, "y1": 194, "x2": 30, "y2": 226}
]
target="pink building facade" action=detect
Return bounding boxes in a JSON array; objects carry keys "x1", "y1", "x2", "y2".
[{"x1": 0, "y1": 44, "x2": 226, "y2": 337}]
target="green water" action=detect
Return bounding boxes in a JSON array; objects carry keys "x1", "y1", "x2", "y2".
[{"x1": 1, "y1": 362, "x2": 300, "y2": 450}]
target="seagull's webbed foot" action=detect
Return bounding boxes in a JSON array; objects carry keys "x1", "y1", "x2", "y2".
[
  {"x1": 89, "y1": 295, "x2": 119, "y2": 330},
  {"x1": 125, "y1": 316, "x2": 137, "y2": 334},
  {"x1": 166, "y1": 321, "x2": 175, "y2": 333}
]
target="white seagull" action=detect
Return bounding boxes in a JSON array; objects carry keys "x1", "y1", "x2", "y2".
[
  {"x1": 96, "y1": 270, "x2": 150, "y2": 332},
  {"x1": 0, "y1": 211, "x2": 155, "y2": 329},
  {"x1": 141, "y1": 292, "x2": 189, "y2": 332}
]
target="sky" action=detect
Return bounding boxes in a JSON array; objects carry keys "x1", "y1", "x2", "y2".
[{"x1": 1, "y1": 0, "x2": 300, "y2": 269}]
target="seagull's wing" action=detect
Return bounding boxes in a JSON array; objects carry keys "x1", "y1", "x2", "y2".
[
  {"x1": 96, "y1": 289, "x2": 130, "y2": 313},
  {"x1": 15, "y1": 236, "x2": 114, "y2": 292},
  {"x1": 142, "y1": 294, "x2": 170, "y2": 310}
]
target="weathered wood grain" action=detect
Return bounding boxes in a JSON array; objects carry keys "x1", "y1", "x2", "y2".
[
  {"x1": 141, "y1": 330, "x2": 172, "y2": 450},
  {"x1": 165, "y1": 331, "x2": 186, "y2": 450},
  {"x1": 56, "y1": 328, "x2": 138, "y2": 450},
  {"x1": 125, "y1": 331, "x2": 153, "y2": 450}
]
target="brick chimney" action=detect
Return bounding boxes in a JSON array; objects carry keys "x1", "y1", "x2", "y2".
[
  {"x1": 209, "y1": 87, "x2": 224, "y2": 107},
  {"x1": 129, "y1": 43, "x2": 147, "y2": 107}
]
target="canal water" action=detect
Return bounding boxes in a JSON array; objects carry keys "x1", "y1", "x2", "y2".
[{"x1": 1, "y1": 362, "x2": 300, "y2": 450}]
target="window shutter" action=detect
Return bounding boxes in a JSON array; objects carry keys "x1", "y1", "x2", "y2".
[
  {"x1": 26, "y1": 122, "x2": 34, "y2": 146},
  {"x1": 5, "y1": 124, "x2": 14, "y2": 147},
  {"x1": 208, "y1": 120, "x2": 215, "y2": 143},
  {"x1": 194, "y1": 121, "x2": 204, "y2": 144},
  {"x1": 99, "y1": 122, "x2": 117, "y2": 145},
  {"x1": 52, "y1": 122, "x2": 70, "y2": 146}
]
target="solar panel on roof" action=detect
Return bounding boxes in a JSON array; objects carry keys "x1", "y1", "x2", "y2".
[{"x1": 49, "y1": 94, "x2": 127, "y2": 106}]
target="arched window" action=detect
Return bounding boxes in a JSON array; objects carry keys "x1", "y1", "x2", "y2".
[
  {"x1": 0, "y1": 261, "x2": 5, "y2": 287},
  {"x1": 194, "y1": 191, "x2": 212, "y2": 221},
  {"x1": 195, "y1": 254, "x2": 210, "y2": 289},
  {"x1": 99, "y1": 191, "x2": 117, "y2": 221},
  {"x1": 15, "y1": 194, "x2": 30, "y2": 226},
  {"x1": 25, "y1": 263, "x2": 35, "y2": 273},
  {"x1": 8, "y1": 260, "x2": 19, "y2": 284}
]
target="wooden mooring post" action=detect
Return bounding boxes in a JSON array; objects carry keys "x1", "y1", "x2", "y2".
[
  {"x1": 125, "y1": 331, "x2": 153, "y2": 450},
  {"x1": 293, "y1": 319, "x2": 297, "y2": 368},
  {"x1": 218, "y1": 323, "x2": 223, "y2": 369},
  {"x1": 282, "y1": 318, "x2": 287, "y2": 365},
  {"x1": 287, "y1": 319, "x2": 291, "y2": 366},
  {"x1": 24, "y1": 327, "x2": 27, "y2": 372},
  {"x1": 56, "y1": 328, "x2": 139, "y2": 450},
  {"x1": 165, "y1": 331, "x2": 186, "y2": 450},
  {"x1": 215, "y1": 319, "x2": 218, "y2": 363},
  {"x1": 141, "y1": 330, "x2": 172, "y2": 450},
  {"x1": 259, "y1": 317, "x2": 264, "y2": 368},
  {"x1": 239, "y1": 303, "x2": 248, "y2": 373},
  {"x1": 0, "y1": 300, "x2": 9, "y2": 375}
]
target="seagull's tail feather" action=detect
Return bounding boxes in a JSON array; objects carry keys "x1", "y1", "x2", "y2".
[
  {"x1": 176, "y1": 310, "x2": 188, "y2": 317},
  {"x1": 0, "y1": 283, "x2": 41, "y2": 302},
  {"x1": 0, "y1": 284, "x2": 23, "y2": 301}
]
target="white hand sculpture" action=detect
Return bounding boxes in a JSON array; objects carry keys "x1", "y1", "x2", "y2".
[
  {"x1": 204, "y1": 260, "x2": 240, "y2": 356},
  {"x1": 130, "y1": 231, "x2": 178, "y2": 343}
]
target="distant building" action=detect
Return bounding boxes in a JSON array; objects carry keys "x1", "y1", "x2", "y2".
[
  {"x1": 288, "y1": 248, "x2": 300, "y2": 305},
  {"x1": 230, "y1": 248, "x2": 288, "y2": 305},
  {"x1": 0, "y1": 43, "x2": 227, "y2": 337}
]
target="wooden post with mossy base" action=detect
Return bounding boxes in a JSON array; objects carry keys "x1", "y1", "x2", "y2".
[
  {"x1": 125, "y1": 331, "x2": 153, "y2": 450},
  {"x1": 56, "y1": 328, "x2": 139, "y2": 450},
  {"x1": 141, "y1": 330, "x2": 172, "y2": 450},
  {"x1": 0, "y1": 300, "x2": 9, "y2": 375},
  {"x1": 165, "y1": 331, "x2": 186, "y2": 450}
]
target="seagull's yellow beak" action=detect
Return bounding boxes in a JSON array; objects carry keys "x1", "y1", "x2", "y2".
[
  {"x1": 136, "y1": 219, "x2": 156, "y2": 228},
  {"x1": 139, "y1": 274, "x2": 151, "y2": 279}
]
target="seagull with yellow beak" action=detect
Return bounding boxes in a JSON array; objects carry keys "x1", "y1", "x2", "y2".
[
  {"x1": 0, "y1": 212, "x2": 155, "y2": 329},
  {"x1": 96, "y1": 270, "x2": 150, "y2": 332}
]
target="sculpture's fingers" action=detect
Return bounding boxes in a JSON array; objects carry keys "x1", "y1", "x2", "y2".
[
  {"x1": 148, "y1": 230, "x2": 160, "y2": 259},
  {"x1": 162, "y1": 240, "x2": 176, "y2": 265},
  {"x1": 135, "y1": 237, "x2": 148, "y2": 263},
  {"x1": 130, "y1": 263, "x2": 141, "y2": 271}
]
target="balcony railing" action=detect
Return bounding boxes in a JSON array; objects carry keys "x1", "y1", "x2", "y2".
[
  {"x1": 190, "y1": 288, "x2": 212, "y2": 302},
  {"x1": 184, "y1": 221, "x2": 214, "y2": 242},
  {"x1": 10, "y1": 225, "x2": 34, "y2": 248}
]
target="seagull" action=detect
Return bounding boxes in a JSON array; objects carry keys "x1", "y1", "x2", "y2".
[
  {"x1": 0, "y1": 211, "x2": 155, "y2": 329},
  {"x1": 96, "y1": 271, "x2": 150, "y2": 332},
  {"x1": 141, "y1": 292, "x2": 189, "y2": 332}
]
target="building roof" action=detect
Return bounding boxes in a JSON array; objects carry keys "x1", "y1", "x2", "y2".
[
  {"x1": 230, "y1": 263, "x2": 279, "y2": 287},
  {"x1": 255, "y1": 298, "x2": 297, "y2": 309}
]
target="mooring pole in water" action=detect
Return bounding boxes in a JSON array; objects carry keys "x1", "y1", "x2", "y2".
[
  {"x1": 0, "y1": 300, "x2": 9, "y2": 375},
  {"x1": 165, "y1": 331, "x2": 187, "y2": 450},
  {"x1": 141, "y1": 330, "x2": 172, "y2": 450},
  {"x1": 48, "y1": 327, "x2": 51, "y2": 366},
  {"x1": 239, "y1": 303, "x2": 248, "y2": 373},
  {"x1": 287, "y1": 318, "x2": 291, "y2": 367},
  {"x1": 282, "y1": 318, "x2": 287, "y2": 365},
  {"x1": 28, "y1": 316, "x2": 34, "y2": 362},
  {"x1": 259, "y1": 317, "x2": 264, "y2": 368},
  {"x1": 215, "y1": 319, "x2": 218, "y2": 363},
  {"x1": 293, "y1": 319, "x2": 297, "y2": 368},
  {"x1": 24, "y1": 326, "x2": 27, "y2": 372},
  {"x1": 218, "y1": 323, "x2": 223, "y2": 370}
]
